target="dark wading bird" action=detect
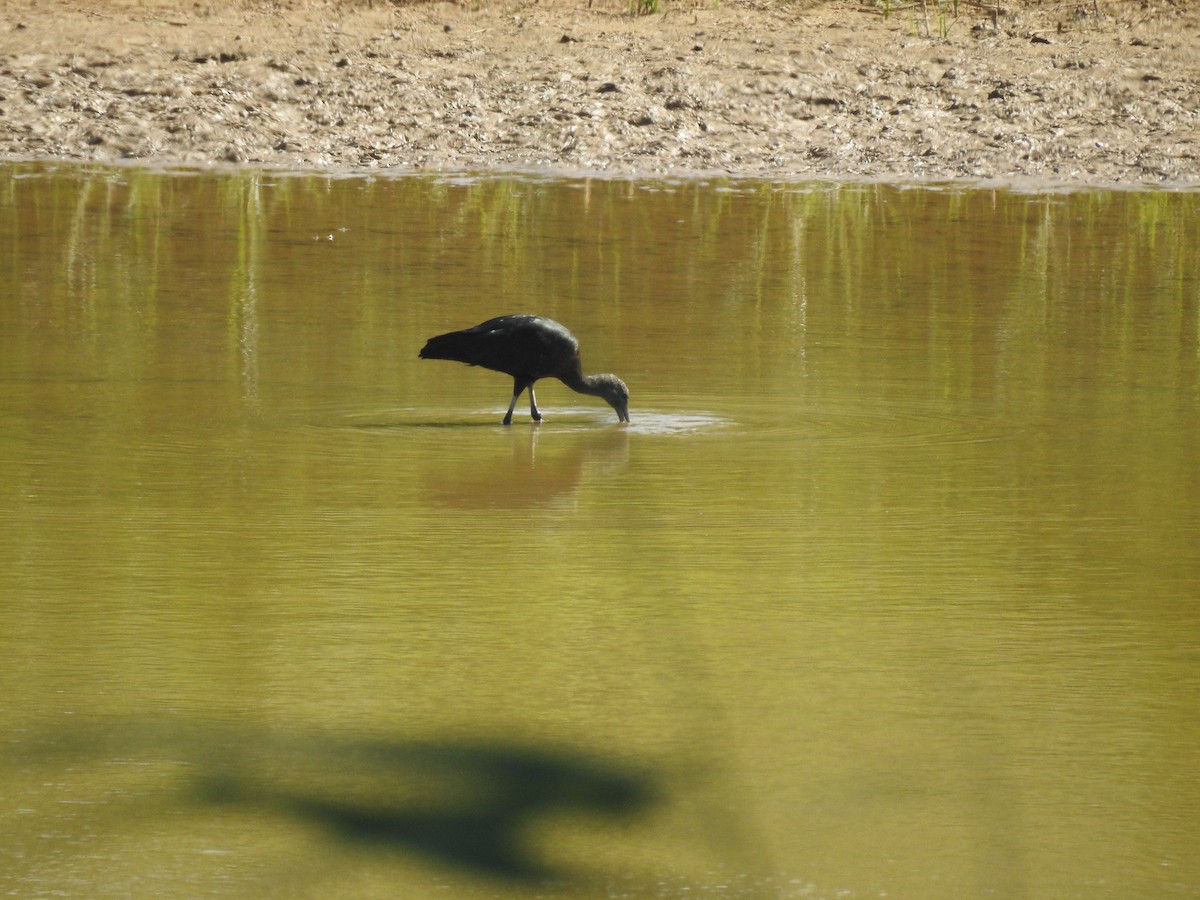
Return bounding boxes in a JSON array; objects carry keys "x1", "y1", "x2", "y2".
[{"x1": 419, "y1": 315, "x2": 630, "y2": 425}]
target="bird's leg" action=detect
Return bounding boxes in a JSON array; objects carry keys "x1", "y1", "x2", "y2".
[
  {"x1": 503, "y1": 380, "x2": 522, "y2": 426},
  {"x1": 528, "y1": 386, "x2": 542, "y2": 422}
]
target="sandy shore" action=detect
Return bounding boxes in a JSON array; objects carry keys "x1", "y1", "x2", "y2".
[{"x1": 1, "y1": 0, "x2": 1197, "y2": 186}]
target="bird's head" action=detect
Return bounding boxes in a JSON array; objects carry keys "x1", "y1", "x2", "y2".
[{"x1": 593, "y1": 374, "x2": 630, "y2": 423}]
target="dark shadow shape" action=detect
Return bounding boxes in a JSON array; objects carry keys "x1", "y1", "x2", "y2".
[
  {"x1": 3, "y1": 723, "x2": 660, "y2": 888},
  {"x1": 201, "y1": 780, "x2": 554, "y2": 881},
  {"x1": 196, "y1": 738, "x2": 656, "y2": 884}
]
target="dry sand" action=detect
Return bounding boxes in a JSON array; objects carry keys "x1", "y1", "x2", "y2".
[{"x1": 1, "y1": 0, "x2": 1197, "y2": 186}]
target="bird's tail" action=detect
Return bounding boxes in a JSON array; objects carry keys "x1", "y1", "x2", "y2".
[{"x1": 419, "y1": 330, "x2": 477, "y2": 363}]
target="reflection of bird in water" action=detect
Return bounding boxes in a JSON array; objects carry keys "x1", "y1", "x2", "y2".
[
  {"x1": 424, "y1": 426, "x2": 630, "y2": 510},
  {"x1": 420, "y1": 315, "x2": 630, "y2": 425}
]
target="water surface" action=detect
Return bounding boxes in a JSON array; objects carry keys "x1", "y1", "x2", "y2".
[{"x1": 2, "y1": 164, "x2": 1198, "y2": 898}]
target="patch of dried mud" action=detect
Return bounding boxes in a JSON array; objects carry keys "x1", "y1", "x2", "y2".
[{"x1": 1, "y1": 0, "x2": 1197, "y2": 185}]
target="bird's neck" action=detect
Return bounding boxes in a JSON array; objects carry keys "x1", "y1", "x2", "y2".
[{"x1": 559, "y1": 367, "x2": 605, "y2": 397}]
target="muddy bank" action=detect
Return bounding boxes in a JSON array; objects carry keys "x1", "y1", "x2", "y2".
[{"x1": 1, "y1": 0, "x2": 1197, "y2": 186}]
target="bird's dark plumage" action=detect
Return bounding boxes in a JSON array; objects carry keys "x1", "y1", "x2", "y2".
[{"x1": 419, "y1": 315, "x2": 630, "y2": 425}]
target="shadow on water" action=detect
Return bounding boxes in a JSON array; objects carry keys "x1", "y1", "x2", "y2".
[
  {"x1": 196, "y1": 739, "x2": 656, "y2": 883},
  {"x1": 5, "y1": 721, "x2": 660, "y2": 890}
]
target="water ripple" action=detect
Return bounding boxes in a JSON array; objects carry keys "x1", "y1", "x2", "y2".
[{"x1": 330, "y1": 408, "x2": 730, "y2": 435}]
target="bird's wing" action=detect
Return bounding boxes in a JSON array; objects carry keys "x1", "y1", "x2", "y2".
[{"x1": 473, "y1": 319, "x2": 578, "y2": 377}]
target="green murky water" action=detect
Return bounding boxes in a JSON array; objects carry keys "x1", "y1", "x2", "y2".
[{"x1": 2, "y1": 163, "x2": 1198, "y2": 899}]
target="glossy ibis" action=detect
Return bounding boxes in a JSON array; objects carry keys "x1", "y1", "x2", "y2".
[{"x1": 419, "y1": 315, "x2": 630, "y2": 425}]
